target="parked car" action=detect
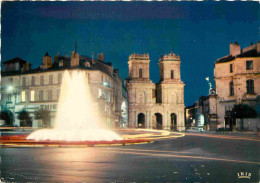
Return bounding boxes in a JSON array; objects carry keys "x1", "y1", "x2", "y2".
[{"x1": 186, "y1": 127, "x2": 204, "y2": 132}]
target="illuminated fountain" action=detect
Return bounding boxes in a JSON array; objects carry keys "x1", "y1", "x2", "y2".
[
  {"x1": 27, "y1": 70, "x2": 122, "y2": 141},
  {"x1": 0, "y1": 70, "x2": 174, "y2": 147}
]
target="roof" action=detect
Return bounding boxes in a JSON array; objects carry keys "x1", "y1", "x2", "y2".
[
  {"x1": 2, "y1": 54, "x2": 120, "y2": 82},
  {"x1": 215, "y1": 48, "x2": 260, "y2": 64},
  {"x1": 3, "y1": 57, "x2": 31, "y2": 65}
]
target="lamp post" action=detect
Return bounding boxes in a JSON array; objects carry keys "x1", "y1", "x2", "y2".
[{"x1": 205, "y1": 77, "x2": 213, "y2": 95}]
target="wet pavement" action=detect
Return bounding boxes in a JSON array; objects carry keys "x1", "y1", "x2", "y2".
[{"x1": 1, "y1": 133, "x2": 259, "y2": 182}]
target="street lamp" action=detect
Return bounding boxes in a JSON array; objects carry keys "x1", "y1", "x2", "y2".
[
  {"x1": 205, "y1": 77, "x2": 213, "y2": 95},
  {"x1": 7, "y1": 86, "x2": 13, "y2": 92}
]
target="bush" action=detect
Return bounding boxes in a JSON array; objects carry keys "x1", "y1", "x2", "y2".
[
  {"x1": 0, "y1": 110, "x2": 13, "y2": 126},
  {"x1": 34, "y1": 109, "x2": 51, "y2": 127},
  {"x1": 17, "y1": 110, "x2": 32, "y2": 127}
]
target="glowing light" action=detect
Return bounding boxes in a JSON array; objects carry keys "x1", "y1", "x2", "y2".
[
  {"x1": 103, "y1": 81, "x2": 108, "y2": 86},
  {"x1": 8, "y1": 86, "x2": 13, "y2": 91},
  {"x1": 30, "y1": 90, "x2": 35, "y2": 101},
  {"x1": 27, "y1": 71, "x2": 122, "y2": 141},
  {"x1": 21, "y1": 91, "x2": 26, "y2": 102}
]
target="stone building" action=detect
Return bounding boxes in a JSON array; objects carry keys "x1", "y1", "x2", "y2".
[
  {"x1": 185, "y1": 94, "x2": 218, "y2": 131},
  {"x1": 125, "y1": 53, "x2": 185, "y2": 131},
  {"x1": 1, "y1": 49, "x2": 127, "y2": 128},
  {"x1": 214, "y1": 42, "x2": 260, "y2": 131}
]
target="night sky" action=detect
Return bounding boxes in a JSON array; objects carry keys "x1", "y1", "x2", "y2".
[{"x1": 1, "y1": 2, "x2": 259, "y2": 106}]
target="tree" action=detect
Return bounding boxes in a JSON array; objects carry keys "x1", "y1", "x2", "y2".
[
  {"x1": 17, "y1": 110, "x2": 32, "y2": 127},
  {"x1": 0, "y1": 110, "x2": 13, "y2": 126},
  {"x1": 34, "y1": 109, "x2": 51, "y2": 127},
  {"x1": 232, "y1": 104, "x2": 256, "y2": 130}
]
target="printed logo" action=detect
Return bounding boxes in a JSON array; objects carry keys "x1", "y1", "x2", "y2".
[{"x1": 237, "y1": 172, "x2": 251, "y2": 179}]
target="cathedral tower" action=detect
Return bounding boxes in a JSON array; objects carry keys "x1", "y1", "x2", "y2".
[
  {"x1": 157, "y1": 53, "x2": 185, "y2": 131},
  {"x1": 126, "y1": 54, "x2": 155, "y2": 128},
  {"x1": 126, "y1": 52, "x2": 185, "y2": 131}
]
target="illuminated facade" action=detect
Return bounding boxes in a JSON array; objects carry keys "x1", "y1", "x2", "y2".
[
  {"x1": 214, "y1": 42, "x2": 260, "y2": 131},
  {"x1": 185, "y1": 95, "x2": 218, "y2": 130},
  {"x1": 1, "y1": 51, "x2": 128, "y2": 128},
  {"x1": 126, "y1": 53, "x2": 185, "y2": 131}
]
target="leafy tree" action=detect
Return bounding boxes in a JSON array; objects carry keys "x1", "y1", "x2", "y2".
[
  {"x1": 17, "y1": 110, "x2": 32, "y2": 127},
  {"x1": 0, "y1": 110, "x2": 13, "y2": 126},
  {"x1": 34, "y1": 109, "x2": 51, "y2": 127}
]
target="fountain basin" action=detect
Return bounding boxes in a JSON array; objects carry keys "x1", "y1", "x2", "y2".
[{"x1": 0, "y1": 134, "x2": 152, "y2": 147}]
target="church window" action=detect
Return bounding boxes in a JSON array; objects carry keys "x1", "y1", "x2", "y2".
[
  {"x1": 171, "y1": 70, "x2": 174, "y2": 79},
  {"x1": 139, "y1": 68, "x2": 143, "y2": 78}
]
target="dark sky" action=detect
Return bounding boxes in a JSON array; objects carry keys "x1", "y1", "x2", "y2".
[{"x1": 1, "y1": 1, "x2": 259, "y2": 106}]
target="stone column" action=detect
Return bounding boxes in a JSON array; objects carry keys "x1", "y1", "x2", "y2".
[
  {"x1": 145, "y1": 111, "x2": 148, "y2": 128},
  {"x1": 163, "y1": 112, "x2": 169, "y2": 130},
  {"x1": 128, "y1": 110, "x2": 135, "y2": 128},
  {"x1": 134, "y1": 111, "x2": 137, "y2": 128},
  {"x1": 177, "y1": 111, "x2": 185, "y2": 131}
]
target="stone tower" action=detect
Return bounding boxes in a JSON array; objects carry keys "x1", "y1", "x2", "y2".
[
  {"x1": 43, "y1": 52, "x2": 52, "y2": 69},
  {"x1": 157, "y1": 53, "x2": 185, "y2": 131},
  {"x1": 126, "y1": 54, "x2": 155, "y2": 128},
  {"x1": 157, "y1": 53, "x2": 184, "y2": 104},
  {"x1": 126, "y1": 53, "x2": 185, "y2": 131}
]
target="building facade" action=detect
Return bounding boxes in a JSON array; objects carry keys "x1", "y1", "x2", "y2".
[
  {"x1": 125, "y1": 53, "x2": 185, "y2": 131},
  {"x1": 214, "y1": 42, "x2": 260, "y2": 131},
  {"x1": 1, "y1": 50, "x2": 128, "y2": 128},
  {"x1": 185, "y1": 94, "x2": 218, "y2": 131}
]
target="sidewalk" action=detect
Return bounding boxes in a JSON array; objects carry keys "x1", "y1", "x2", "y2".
[{"x1": 184, "y1": 130, "x2": 260, "y2": 139}]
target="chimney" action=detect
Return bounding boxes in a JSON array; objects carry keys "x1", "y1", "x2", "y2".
[
  {"x1": 43, "y1": 52, "x2": 52, "y2": 69},
  {"x1": 25, "y1": 62, "x2": 31, "y2": 71},
  {"x1": 230, "y1": 42, "x2": 241, "y2": 56},
  {"x1": 91, "y1": 52, "x2": 95, "y2": 65},
  {"x1": 257, "y1": 40, "x2": 260, "y2": 53},
  {"x1": 98, "y1": 53, "x2": 105, "y2": 62},
  {"x1": 70, "y1": 51, "x2": 79, "y2": 67},
  {"x1": 113, "y1": 69, "x2": 119, "y2": 77}
]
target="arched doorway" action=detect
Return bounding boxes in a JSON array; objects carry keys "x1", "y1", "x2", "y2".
[
  {"x1": 170, "y1": 113, "x2": 177, "y2": 131},
  {"x1": 137, "y1": 113, "x2": 145, "y2": 128},
  {"x1": 155, "y1": 113, "x2": 163, "y2": 129}
]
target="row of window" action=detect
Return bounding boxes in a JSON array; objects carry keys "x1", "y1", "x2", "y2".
[
  {"x1": 8, "y1": 72, "x2": 112, "y2": 87},
  {"x1": 229, "y1": 79, "x2": 255, "y2": 96},
  {"x1": 230, "y1": 60, "x2": 253, "y2": 73},
  {"x1": 21, "y1": 89, "x2": 60, "y2": 102},
  {"x1": 21, "y1": 73, "x2": 63, "y2": 86}
]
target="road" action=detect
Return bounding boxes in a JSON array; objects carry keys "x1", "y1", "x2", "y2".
[{"x1": 1, "y1": 133, "x2": 259, "y2": 182}]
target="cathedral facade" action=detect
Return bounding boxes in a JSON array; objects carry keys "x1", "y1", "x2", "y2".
[{"x1": 126, "y1": 53, "x2": 185, "y2": 131}]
